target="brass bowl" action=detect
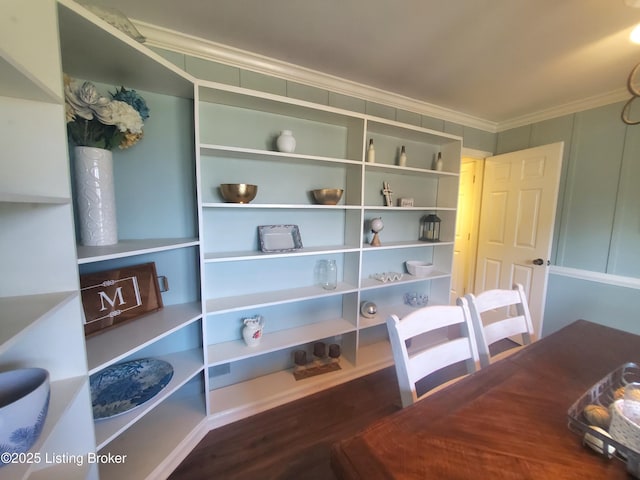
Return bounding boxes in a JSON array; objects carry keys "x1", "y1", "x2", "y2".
[
  {"x1": 220, "y1": 184, "x2": 258, "y2": 203},
  {"x1": 311, "y1": 188, "x2": 344, "y2": 205}
]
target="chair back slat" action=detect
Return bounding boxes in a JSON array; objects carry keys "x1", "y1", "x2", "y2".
[
  {"x1": 386, "y1": 300, "x2": 479, "y2": 408},
  {"x1": 464, "y1": 283, "x2": 535, "y2": 368}
]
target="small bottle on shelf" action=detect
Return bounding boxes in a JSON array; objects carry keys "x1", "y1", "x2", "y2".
[
  {"x1": 366, "y1": 138, "x2": 375, "y2": 163},
  {"x1": 398, "y1": 145, "x2": 407, "y2": 167},
  {"x1": 434, "y1": 152, "x2": 443, "y2": 171}
]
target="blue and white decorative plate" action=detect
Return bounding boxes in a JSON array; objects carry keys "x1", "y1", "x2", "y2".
[{"x1": 90, "y1": 358, "x2": 174, "y2": 420}]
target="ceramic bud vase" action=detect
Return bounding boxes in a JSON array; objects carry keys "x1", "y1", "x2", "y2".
[
  {"x1": 276, "y1": 130, "x2": 296, "y2": 153},
  {"x1": 242, "y1": 315, "x2": 264, "y2": 346},
  {"x1": 74, "y1": 146, "x2": 118, "y2": 246}
]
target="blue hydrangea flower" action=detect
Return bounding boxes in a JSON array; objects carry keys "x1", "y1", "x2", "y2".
[{"x1": 112, "y1": 87, "x2": 150, "y2": 120}]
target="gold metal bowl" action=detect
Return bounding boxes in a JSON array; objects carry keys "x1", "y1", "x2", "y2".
[
  {"x1": 220, "y1": 184, "x2": 258, "y2": 203},
  {"x1": 311, "y1": 188, "x2": 344, "y2": 205}
]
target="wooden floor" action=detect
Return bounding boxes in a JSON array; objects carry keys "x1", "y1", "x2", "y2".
[
  {"x1": 169, "y1": 367, "x2": 401, "y2": 480},
  {"x1": 169, "y1": 341, "x2": 514, "y2": 479}
]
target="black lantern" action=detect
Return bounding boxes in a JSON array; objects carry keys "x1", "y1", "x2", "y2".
[{"x1": 420, "y1": 214, "x2": 441, "y2": 242}]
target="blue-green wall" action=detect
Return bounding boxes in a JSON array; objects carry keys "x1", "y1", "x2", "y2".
[
  {"x1": 152, "y1": 48, "x2": 496, "y2": 154},
  {"x1": 154, "y1": 46, "x2": 640, "y2": 337},
  {"x1": 497, "y1": 103, "x2": 640, "y2": 336}
]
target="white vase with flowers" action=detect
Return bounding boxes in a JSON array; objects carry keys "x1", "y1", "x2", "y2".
[{"x1": 64, "y1": 75, "x2": 150, "y2": 246}]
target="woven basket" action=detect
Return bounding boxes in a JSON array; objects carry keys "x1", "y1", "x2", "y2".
[{"x1": 610, "y1": 399, "x2": 640, "y2": 452}]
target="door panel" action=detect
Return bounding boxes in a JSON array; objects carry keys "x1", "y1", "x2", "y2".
[{"x1": 475, "y1": 143, "x2": 563, "y2": 338}]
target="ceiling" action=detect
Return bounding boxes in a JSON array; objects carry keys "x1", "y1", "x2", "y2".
[{"x1": 84, "y1": 0, "x2": 640, "y2": 127}]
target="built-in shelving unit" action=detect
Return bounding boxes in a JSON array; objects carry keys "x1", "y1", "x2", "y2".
[
  {"x1": 0, "y1": 1, "x2": 96, "y2": 479},
  {"x1": 57, "y1": 1, "x2": 205, "y2": 478},
  {"x1": 197, "y1": 79, "x2": 462, "y2": 426},
  {"x1": 1, "y1": 1, "x2": 462, "y2": 476}
]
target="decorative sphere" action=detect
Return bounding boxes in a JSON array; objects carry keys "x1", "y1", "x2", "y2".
[
  {"x1": 371, "y1": 217, "x2": 384, "y2": 233},
  {"x1": 360, "y1": 301, "x2": 378, "y2": 318}
]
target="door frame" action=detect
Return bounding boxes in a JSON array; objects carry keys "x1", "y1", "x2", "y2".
[{"x1": 458, "y1": 147, "x2": 490, "y2": 296}]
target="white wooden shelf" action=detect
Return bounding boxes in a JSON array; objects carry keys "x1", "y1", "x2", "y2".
[
  {"x1": 57, "y1": 0, "x2": 194, "y2": 99},
  {"x1": 361, "y1": 240, "x2": 454, "y2": 250},
  {"x1": 202, "y1": 202, "x2": 361, "y2": 210},
  {"x1": 358, "y1": 303, "x2": 419, "y2": 329},
  {"x1": 204, "y1": 245, "x2": 360, "y2": 262},
  {"x1": 207, "y1": 317, "x2": 356, "y2": 366},
  {"x1": 360, "y1": 271, "x2": 451, "y2": 290},
  {"x1": 200, "y1": 143, "x2": 362, "y2": 166},
  {"x1": 364, "y1": 162, "x2": 459, "y2": 177},
  {"x1": 355, "y1": 340, "x2": 394, "y2": 370},
  {"x1": 97, "y1": 391, "x2": 206, "y2": 480},
  {"x1": 363, "y1": 205, "x2": 457, "y2": 212},
  {"x1": 86, "y1": 302, "x2": 202, "y2": 374},
  {"x1": 29, "y1": 461, "x2": 93, "y2": 480},
  {"x1": 93, "y1": 348, "x2": 204, "y2": 450},
  {"x1": 0, "y1": 55, "x2": 62, "y2": 104},
  {"x1": 76, "y1": 238, "x2": 199, "y2": 264},
  {"x1": 0, "y1": 192, "x2": 70, "y2": 205},
  {"x1": 206, "y1": 282, "x2": 358, "y2": 314},
  {"x1": 0, "y1": 291, "x2": 77, "y2": 355},
  {"x1": 0, "y1": 376, "x2": 87, "y2": 480},
  {"x1": 208, "y1": 356, "x2": 357, "y2": 423}
]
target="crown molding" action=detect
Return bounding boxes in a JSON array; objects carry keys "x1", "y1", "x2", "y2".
[
  {"x1": 134, "y1": 20, "x2": 498, "y2": 132},
  {"x1": 134, "y1": 20, "x2": 628, "y2": 134},
  {"x1": 497, "y1": 88, "x2": 629, "y2": 131}
]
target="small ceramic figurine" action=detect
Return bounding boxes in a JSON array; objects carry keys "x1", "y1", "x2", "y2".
[
  {"x1": 242, "y1": 315, "x2": 264, "y2": 346},
  {"x1": 370, "y1": 217, "x2": 384, "y2": 246}
]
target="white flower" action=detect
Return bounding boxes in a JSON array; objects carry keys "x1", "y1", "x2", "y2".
[
  {"x1": 65, "y1": 80, "x2": 111, "y2": 121},
  {"x1": 91, "y1": 100, "x2": 143, "y2": 133}
]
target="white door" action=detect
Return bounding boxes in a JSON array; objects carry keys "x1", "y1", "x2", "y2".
[{"x1": 474, "y1": 142, "x2": 563, "y2": 339}]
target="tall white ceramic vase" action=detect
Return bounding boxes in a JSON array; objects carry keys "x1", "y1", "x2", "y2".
[{"x1": 74, "y1": 146, "x2": 118, "y2": 246}]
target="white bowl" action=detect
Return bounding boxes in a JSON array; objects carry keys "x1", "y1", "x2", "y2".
[
  {"x1": 405, "y1": 261, "x2": 435, "y2": 277},
  {"x1": 0, "y1": 368, "x2": 50, "y2": 463}
]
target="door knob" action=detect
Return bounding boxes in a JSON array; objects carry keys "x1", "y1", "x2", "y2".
[{"x1": 533, "y1": 258, "x2": 549, "y2": 266}]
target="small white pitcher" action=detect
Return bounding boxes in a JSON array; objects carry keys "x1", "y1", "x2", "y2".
[{"x1": 242, "y1": 315, "x2": 264, "y2": 346}]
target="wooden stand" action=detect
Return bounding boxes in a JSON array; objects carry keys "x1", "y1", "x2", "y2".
[{"x1": 293, "y1": 362, "x2": 341, "y2": 381}]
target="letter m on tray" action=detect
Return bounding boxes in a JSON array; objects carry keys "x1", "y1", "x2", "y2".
[{"x1": 80, "y1": 262, "x2": 163, "y2": 336}]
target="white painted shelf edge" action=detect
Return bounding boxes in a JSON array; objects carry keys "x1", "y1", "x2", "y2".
[
  {"x1": 86, "y1": 302, "x2": 202, "y2": 374},
  {"x1": 76, "y1": 238, "x2": 199, "y2": 264},
  {"x1": 0, "y1": 192, "x2": 70, "y2": 205},
  {"x1": 202, "y1": 202, "x2": 361, "y2": 210},
  {"x1": 0, "y1": 291, "x2": 77, "y2": 355},
  {"x1": 28, "y1": 460, "x2": 93, "y2": 480},
  {"x1": 0, "y1": 55, "x2": 62, "y2": 104},
  {"x1": 200, "y1": 143, "x2": 362, "y2": 166},
  {"x1": 363, "y1": 206, "x2": 457, "y2": 211},
  {"x1": 207, "y1": 317, "x2": 356, "y2": 365},
  {"x1": 208, "y1": 340, "x2": 396, "y2": 426},
  {"x1": 97, "y1": 392, "x2": 206, "y2": 480},
  {"x1": 204, "y1": 245, "x2": 360, "y2": 262},
  {"x1": 93, "y1": 348, "x2": 204, "y2": 450},
  {"x1": 364, "y1": 162, "x2": 459, "y2": 177},
  {"x1": 206, "y1": 283, "x2": 359, "y2": 314},
  {"x1": 358, "y1": 303, "x2": 422, "y2": 329},
  {"x1": 361, "y1": 240, "x2": 455, "y2": 250},
  {"x1": 360, "y1": 271, "x2": 451, "y2": 290}
]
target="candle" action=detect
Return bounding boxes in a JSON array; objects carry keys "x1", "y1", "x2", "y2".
[
  {"x1": 294, "y1": 350, "x2": 307, "y2": 366},
  {"x1": 313, "y1": 342, "x2": 326, "y2": 358}
]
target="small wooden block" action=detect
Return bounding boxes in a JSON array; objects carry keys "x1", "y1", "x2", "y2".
[{"x1": 293, "y1": 362, "x2": 341, "y2": 381}]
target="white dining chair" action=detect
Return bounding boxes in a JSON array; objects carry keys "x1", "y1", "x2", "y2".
[
  {"x1": 464, "y1": 283, "x2": 535, "y2": 368},
  {"x1": 386, "y1": 300, "x2": 479, "y2": 408}
]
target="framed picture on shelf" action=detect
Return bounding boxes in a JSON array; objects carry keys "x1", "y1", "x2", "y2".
[{"x1": 80, "y1": 262, "x2": 164, "y2": 336}]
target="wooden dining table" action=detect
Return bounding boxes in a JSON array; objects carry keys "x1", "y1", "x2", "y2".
[{"x1": 331, "y1": 320, "x2": 640, "y2": 479}]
